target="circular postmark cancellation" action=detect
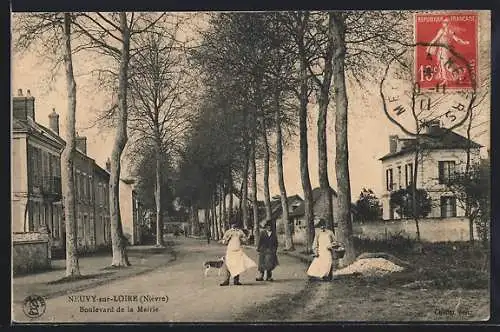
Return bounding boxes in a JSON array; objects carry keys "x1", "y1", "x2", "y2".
[
  {"x1": 380, "y1": 11, "x2": 478, "y2": 137},
  {"x1": 22, "y1": 295, "x2": 47, "y2": 318}
]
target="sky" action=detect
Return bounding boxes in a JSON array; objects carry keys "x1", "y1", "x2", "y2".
[{"x1": 11, "y1": 11, "x2": 491, "y2": 202}]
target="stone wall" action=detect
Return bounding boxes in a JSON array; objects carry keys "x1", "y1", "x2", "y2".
[
  {"x1": 352, "y1": 217, "x2": 479, "y2": 242},
  {"x1": 278, "y1": 217, "x2": 478, "y2": 246},
  {"x1": 13, "y1": 232, "x2": 50, "y2": 275}
]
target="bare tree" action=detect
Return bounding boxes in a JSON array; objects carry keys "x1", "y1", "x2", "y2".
[
  {"x1": 71, "y1": 12, "x2": 167, "y2": 266},
  {"x1": 12, "y1": 12, "x2": 82, "y2": 276},
  {"x1": 127, "y1": 22, "x2": 191, "y2": 247}
]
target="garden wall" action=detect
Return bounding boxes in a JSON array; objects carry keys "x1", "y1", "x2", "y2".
[
  {"x1": 278, "y1": 217, "x2": 479, "y2": 246},
  {"x1": 353, "y1": 217, "x2": 479, "y2": 242},
  {"x1": 12, "y1": 232, "x2": 51, "y2": 275}
]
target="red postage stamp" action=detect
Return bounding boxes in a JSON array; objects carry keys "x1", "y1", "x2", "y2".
[{"x1": 415, "y1": 12, "x2": 478, "y2": 90}]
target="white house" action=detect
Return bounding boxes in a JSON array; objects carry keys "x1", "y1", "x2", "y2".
[{"x1": 379, "y1": 120, "x2": 482, "y2": 220}]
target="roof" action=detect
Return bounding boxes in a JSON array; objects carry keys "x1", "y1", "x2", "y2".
[
  {"x1": 289, "y1": 187, "x2": 338, "y2": 217},
  {"x1": 13, "y1": 117, "x2": 66, "y2": 148},
  {"x1": 379, "y1": 128, "x2": 483, "y2": 161}
]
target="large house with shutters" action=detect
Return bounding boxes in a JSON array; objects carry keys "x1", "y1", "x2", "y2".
[
  {"x1": 379, "y1": 120, "x2": 482, "y2": 220},
  {"x1": 11, "y1": 90, "x2": 114, "y2": 264}
]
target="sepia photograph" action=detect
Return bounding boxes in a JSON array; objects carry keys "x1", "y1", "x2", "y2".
[{"x1": 10, "y1": 9, "x2": 491, "y2": 323}]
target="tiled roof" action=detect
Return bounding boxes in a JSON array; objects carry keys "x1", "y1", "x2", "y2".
[
  {"x1": 13, "y1": 117, "x2": 65, "y2": 147},
  {"x1": 379, "y1": 128, "x2": 482, "y2": 161}
]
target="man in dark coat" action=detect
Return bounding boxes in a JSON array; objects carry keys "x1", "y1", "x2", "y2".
[{"x1": 256, "y1": 220, "x2": 279, "y2": 281}]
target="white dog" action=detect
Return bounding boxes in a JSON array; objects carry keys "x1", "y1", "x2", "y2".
[{"x1": 202, "y1": 256, "x2": 225, "y2": 277}]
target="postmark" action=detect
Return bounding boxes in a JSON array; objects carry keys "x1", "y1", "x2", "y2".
[
  {"x1": 379, "y1": 11, "x2": 478, "y2": 137},
  {"x1": 22, "y1": 295, "x2": 47, "y2": 318},
  {"x1": 414, "y1": 12, "x2": 478, "y2": 91}
]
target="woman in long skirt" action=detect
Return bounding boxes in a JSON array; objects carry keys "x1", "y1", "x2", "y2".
[{"x1": 307, "y1": 218, "x2": 338, "y2": 281}]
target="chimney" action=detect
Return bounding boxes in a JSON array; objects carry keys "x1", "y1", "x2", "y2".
[
  {"x1": 423, "y1": 119, "x2": 441, "y2": 135},
  {"x1": 75, "y1": 134, "x2": 87, "y2": 155},
  {"x1": 105, "y1": 158, "x2": 111, "y2": 172},
  {"x1": 48, "y1": 108, "x2": 60, "y2": 135},
  {"x1": 12, "y1": 89, "x2": 35, "y2": 121},
  {"x1": 389, "y1": 135, "x2": 398, "y2": 153}
]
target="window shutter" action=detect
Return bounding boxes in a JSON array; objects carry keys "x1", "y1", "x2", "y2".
[
  {"x1": 440, "y1": 196, "x2": 446, "y2": 217},
  {"x1": 438, "y1": 161, "x2": 444, "y2": 183},
  {"x1": 451, "y1": 197, "x2": 457, "y2": 217}
]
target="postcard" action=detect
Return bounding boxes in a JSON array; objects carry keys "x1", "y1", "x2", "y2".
[{"x1": 11, "y1": 10, "x2": 491, "y2": 323}]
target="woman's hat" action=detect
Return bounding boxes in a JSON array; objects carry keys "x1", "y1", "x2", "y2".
[{"x1": 314, "y1": 218, "x2": 326, "y2": 227}]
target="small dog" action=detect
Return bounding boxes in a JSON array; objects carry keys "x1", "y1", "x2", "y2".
[{"x1": 203, "y1": 256, "x2": 225, "y2": 277}]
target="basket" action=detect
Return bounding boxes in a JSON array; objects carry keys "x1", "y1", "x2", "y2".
[{"x1": 332, "y1": 247, "x2": 346, "y2": 259}]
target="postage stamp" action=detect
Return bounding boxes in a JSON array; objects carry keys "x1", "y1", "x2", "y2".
[{"x1": 415, "y1": 12, "x2": 478, "y2": 90}]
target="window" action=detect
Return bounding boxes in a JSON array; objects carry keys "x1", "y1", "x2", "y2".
[
  {"x1": 440, "y1": 196, "x2": 457, "y2": 217},
  {"x1": 405, "y1": 163, "x2": 413, "y2": 187},
  {"x1": 30, "y1": 147, "x2": 42, "y2": 187},
  {"x1": 386, "y1": 168, "x2": 394, "y2": 191},
  {"x1": 83, "y1": 214, "x2": 88, "y2": 244},
  {"x1": 89, "y1": 176, "x2": 93, "y2": 202},
  {"x1": 397, "y1": 166, "x2": 402, "y2": 189},
  {"x1": 439, "y1": 161, "x2": 456, "y2": 184},
  {"x1": 52, "y1": 206, "x2": 59, "y2": 239}
]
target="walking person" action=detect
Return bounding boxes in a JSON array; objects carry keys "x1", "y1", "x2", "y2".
[
  {"x1": 256, "y1": 220, "x2": 279, "y2": 281},
  {"x1": 220, "y1": 221, "x2": 257, "y2": 286},
  {"x1": 306, "y1": 218, "x2": 340, "y2": 281}
]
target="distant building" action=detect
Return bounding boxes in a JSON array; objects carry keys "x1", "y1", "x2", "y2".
[
  {"x1": 379, "y1": 120, "x2": 482, "y2": 220},
  {"x1": 118, "y1": 176, "x2": 144, "y2": 245},
  {"x1": 72, "y1": 135, "x2": 112, "y2": 253}
]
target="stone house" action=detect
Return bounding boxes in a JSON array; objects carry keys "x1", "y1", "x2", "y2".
[
  {"x1": 12, "y1": 89, "x2": 64, "y2": 272},
  {"x1": 379, "y1": 120, "x2": 482, "y2": 220},
  {"x1": 117, "y1": 176, "x2": 144, "y2": 245},
  {"x1": 11, "y1": 90, "x2": 114, "y2": 268}
]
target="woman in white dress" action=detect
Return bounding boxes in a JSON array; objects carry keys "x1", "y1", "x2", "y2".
[
  {"x1": 220, "y1": 222, "x2": 257, "y2": 286},
  {"x1": 306, "y1": 218, "x2": 339, "y2": 281}
]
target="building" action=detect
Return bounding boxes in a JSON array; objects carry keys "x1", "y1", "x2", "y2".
[
  {"x1": 11, "y1": 90, "x2": 113, "y2": 265},
  {"x1": 379, "y1": 120, "x2": 482, "y2": 220},
  {"x1": 71, "y1": 135, "x2": 113, "y2": 253},
  {"x1": 116, "y1": 175, "x2": 144, "y2": 245},
  {"x1": 12, "y1": 89, "x2": 65, "y2": 271}
]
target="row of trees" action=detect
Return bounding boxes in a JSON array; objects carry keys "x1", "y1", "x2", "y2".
[{"x1": 172, "y1": 12, "x2": 410, "y2": 263}]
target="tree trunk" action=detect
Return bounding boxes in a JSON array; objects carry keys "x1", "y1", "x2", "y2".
[
  {"x1": 204, "y1": 208, "x2": 210, "y2": 243},
  {"x1": 465, "y1": 111, "x2": 474, "y2": 242},
  {"x1": 222, "y1": 181, "x2": 227, "y2": 231},
  {"x1": 412, "y1": 146, "x2": 421, "y2": 242},
  {"x1": 317, "y1": 13, "x2": 335, "y2": 231},
  {"x1": 331, "y1": 13, "x2": 355, "y2": 265},
  {"x1": 228, "y1": 170, "x2": 234, "y2": 227},
  {"x1": 61, "y1": 13, "x2": 80, "y2": 277},
  {"x1": 275, "y1": 95, "x2": 294, "y2": 251},
  {"x1": 211, "y1": 193, "x2": 219, "y2": 241},
  {"x1": 241, "y1": 150, "x2": 249, "y2": 230},
  {"x1": 262, "y1": 116, "x2": 273, "y2": 226},
  {"x1": 218, "y1": 184, "x2": 224, "y2": 238},
  {"x1": 298, "y1": 38, "x2": 314, "y2": 254},
  {"x1": 155, "y1": 146, "x2": 164, "y2": 247},
  {"x1": 109, "y1": 12, "x2": 131, "y2": 267},
  {"x1": 191, "y1": 203, "x2": 200, "y2": 236},
  {"x1": 250, "y1": 140, "x2": 260, "y2": 247}
]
